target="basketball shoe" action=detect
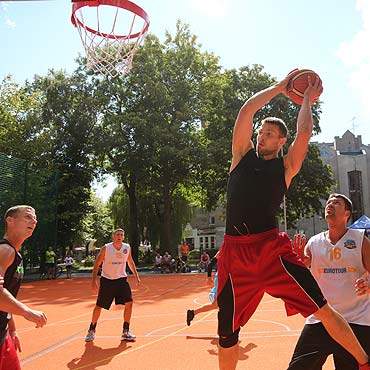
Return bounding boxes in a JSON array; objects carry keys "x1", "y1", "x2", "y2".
[
  {"x1": 121, "y1": 330, "x2": 136, "y2": 342},
  {"x1": 187, "y1": 309, "x2": 195, "y2": 326},
  {"x1": 85, "y1": 329, "x2": 95, "y2": 342}
]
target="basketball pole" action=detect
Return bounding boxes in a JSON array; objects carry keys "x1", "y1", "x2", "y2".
[{"x1": 281, "y1": 147, "x2": 287, "y2": 233}]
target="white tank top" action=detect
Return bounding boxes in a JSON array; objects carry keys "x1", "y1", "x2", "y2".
[
  {"x1": 306, "y1": 229, "x2": 370, "y2": 325},
  {"x1": 101, "y1": 242, "x2": 130, "y2": 280}
]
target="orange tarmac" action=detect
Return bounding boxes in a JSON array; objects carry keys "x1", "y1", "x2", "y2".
[{"x1": 16, "y1": 274, "x2": 335, "y2": 370}]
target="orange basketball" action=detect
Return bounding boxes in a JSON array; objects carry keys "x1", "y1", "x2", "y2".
[{"x1": 286, "y1": 69, "x2": 322, "y2": 105}]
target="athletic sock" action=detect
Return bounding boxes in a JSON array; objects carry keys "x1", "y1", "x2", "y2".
[
  {"x1": 123, "y1": 322, "x2": 129, "y2": 331},
  {"x1": 89, "y1": 323, "x2": 97, "y2": 331}
]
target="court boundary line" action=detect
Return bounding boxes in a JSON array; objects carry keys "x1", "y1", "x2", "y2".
[{"x1": 62, "y1": 311, "x2": 216, "y2": 370}]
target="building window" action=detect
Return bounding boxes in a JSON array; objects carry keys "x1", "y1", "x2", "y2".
[
  {"x1": 348, "y1": 170, "x2": 363, "y2": 222},
  {"x1": 199, "y1": 237, "x2": 204, "y2": 250},
  {"x1": 210, "y1": 236, "x2": 215, "y2": 249},
  {"x1": 321, "y1": 148, "x2": 330, "y2": 157},
  {"x1": 210, "y1": 216, "x2": 215, "y2": 225},
  {"x1": 205, "y1": 236, "x2": 209, "y2": 249}
]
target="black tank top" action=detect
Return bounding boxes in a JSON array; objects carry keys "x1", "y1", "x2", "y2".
[
  {"x1": 0, "y1": 239, "x2": 23, "y2": 345},
  {"x1": 226, "y1": 149, "x2": 286, "y2": 235}
]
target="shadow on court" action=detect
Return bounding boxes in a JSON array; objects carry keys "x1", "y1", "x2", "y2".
[
  {"x1": 67, "y1": 341, "x2": 132, "y2": 370},
  {"x1": 186, "y1": 335, "x2": 258, "y2": 361}
]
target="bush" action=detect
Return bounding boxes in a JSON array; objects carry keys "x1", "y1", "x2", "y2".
[
  {"x1": 188, "y1": 249, "x2": 200, "y2": 260},
  {"x1": 83, "y1": 255, "x2": 95, "y2": 267}
]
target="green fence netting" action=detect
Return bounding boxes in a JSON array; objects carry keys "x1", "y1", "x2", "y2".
[{"x1": 0, "y1": 152, "x2": 58, "y2": 270}]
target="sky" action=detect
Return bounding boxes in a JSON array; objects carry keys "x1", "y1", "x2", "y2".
[{"x1": 1, "y1": 0, "x2": 370, "y2": 200}]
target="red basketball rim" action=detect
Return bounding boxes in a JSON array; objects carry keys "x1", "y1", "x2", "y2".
[{"x1": 71, "y1": 0, "x2": 150, "y2": 40}]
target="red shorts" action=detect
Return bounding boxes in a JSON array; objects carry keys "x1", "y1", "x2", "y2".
[
  {"x1": 0, "y1": 333, "x2": 21, "y2": 370},
  {"x1": 217, "y1": 229, "x2": 327, "y2": 334}
]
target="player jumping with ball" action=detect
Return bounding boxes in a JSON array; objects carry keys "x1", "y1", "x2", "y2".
[{"x1": 216, "y1": 69, "x2": 370, "y2": 370}]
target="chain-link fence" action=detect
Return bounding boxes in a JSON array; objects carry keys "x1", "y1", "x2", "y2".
[{"x1": 0, "y1": 152, "x2": 58, "y2": 270}]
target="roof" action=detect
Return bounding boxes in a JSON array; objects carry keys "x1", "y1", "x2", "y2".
[{"x1": 349, "y1": 215, "x2": 370, "y2": 229}]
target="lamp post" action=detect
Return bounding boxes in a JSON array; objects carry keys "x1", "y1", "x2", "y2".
[{"x1": 312, "y1": 214, "x2": 316, "y2": 235}]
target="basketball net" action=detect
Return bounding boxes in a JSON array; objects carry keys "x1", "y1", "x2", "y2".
[{"x1": 71, "y1": 0, "x2": 150, "y2": 78}]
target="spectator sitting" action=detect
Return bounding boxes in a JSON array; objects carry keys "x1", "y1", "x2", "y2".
[
  {"x1": 162, "y1": 252, "x2": 172, "y2": 273},
  {"x1": 173, "y1": 256, "x2": 184, "y2": 273},
  {"x1": 154, "y1": 252, "x2": 162, "y2": 273},
  {"x1": 199, "y1": 251, "x2": 210, "y2": 272}
]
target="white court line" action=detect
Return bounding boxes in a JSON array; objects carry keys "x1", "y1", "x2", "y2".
[
  {"x1": 19, "y1": 311, "x2": 300, "y2": 368},
  {"x1": 145, "y1": 317, "x2": 294, "y2": 337},
  {"x1": 20, "y1": 331, "x2": 85, "y2": 366},
  {"x1": 17, "y1": 312, "x2": 189, "y2": 332}
]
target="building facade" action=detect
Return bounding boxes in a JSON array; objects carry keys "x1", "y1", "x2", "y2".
[
  {"x1": 291, "y1": 130, "x2": 370, "y2": 237},
  {"x1": 183, "y1": 207, "x2": 226, "y2": 251}
]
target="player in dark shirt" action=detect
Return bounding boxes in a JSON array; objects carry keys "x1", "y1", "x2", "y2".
[{"x1": 0, "y1": 205, "x2": 47, "y2": 370}]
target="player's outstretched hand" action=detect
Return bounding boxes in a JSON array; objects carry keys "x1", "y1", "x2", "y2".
[
  {"x1": 10, "y1": 331, "x2": 22, "y2": 352},
  {"x1": 355, "y1": 278, "x2": 369, "y2": 296},
  {"x1": 292, "y1": 234, "x2": 307, "y2": 262},
  {"x1": 91, "y1": 278, "x2": 99, "y2": 293},
  {"x1": 304, "y1": 75, "x2": 323, "y2": 105},
  {"x1": 279, "y1": 68, "x2": 299, "y2": 96},
  {"x1": 23, "y1": 308, "x2": 47, "y2": 328}
]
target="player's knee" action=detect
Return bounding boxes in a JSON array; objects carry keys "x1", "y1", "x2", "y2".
[
  {"x1": 219, "y1": 328, "x2": 240, "y2": 348},
  {"x1": 314, "y1": 303, "x2": 335, "y2": 322}
]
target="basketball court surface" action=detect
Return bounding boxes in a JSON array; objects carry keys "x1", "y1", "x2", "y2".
[{"x1": 17, "y1": 274, "x2": 335, "y2": 370}]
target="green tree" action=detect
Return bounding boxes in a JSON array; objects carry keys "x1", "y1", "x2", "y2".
[
  {"x1": 0, "y1": 77, "x2": 59, "y2": 267},
  {"x1": 0, "y1": 76, "x2": 47, "y2": 159},
  {"x1": 108, "y1": 183, "x2": 192, "y2": 259},
  {"x1": 93, "y1": 21, "x2": 221, "y2": 257},
  {"x1": 81, "y1": 193, "x2": 113, "y2": 247},
  {"x1": 30, "y1": 70, "x2": 102, "y2": 247},
  {"x1": 285, "y1": 143, "x2": 334, "y2": 228}
]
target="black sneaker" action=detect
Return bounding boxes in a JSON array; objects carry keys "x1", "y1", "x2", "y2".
[{"x1": 186, "y1": 309, "x2": 195, "y2": 326}]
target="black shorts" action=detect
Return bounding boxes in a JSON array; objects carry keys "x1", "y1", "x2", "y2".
[
  {"x1": 288, "y1": 322, "x2": 370, "y2": 370},
  {"x1": 97, "y1": 276, "x2": 133, "y2": 310}
]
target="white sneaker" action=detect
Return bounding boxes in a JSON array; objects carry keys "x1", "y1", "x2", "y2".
[
  {"x1": 85, "y1": 329, "x2": 95, "y2": 342},
  {"x1": 121, "y1": 330, "x2": 136, "y2": 342}
]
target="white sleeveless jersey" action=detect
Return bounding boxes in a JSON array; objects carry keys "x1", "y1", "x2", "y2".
[
  {"x1": 306, "y1": 229, "x2": 370, "y2": 325},
  {"x1": 101, "y1": 242, "x2": 130, "y2": 280}
]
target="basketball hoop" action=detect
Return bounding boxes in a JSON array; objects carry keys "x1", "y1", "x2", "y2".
[{"x1": 71, "y1": 0, "x2": 150, "y2": 78}]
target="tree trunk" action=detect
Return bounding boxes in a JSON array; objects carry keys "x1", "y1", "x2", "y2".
[
  {"x1": 122, "y1": 174, "x2": 140, "y2": 264},
  {"x1": 160, "y1": 183, "x2": 173, "y2": 256}
]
